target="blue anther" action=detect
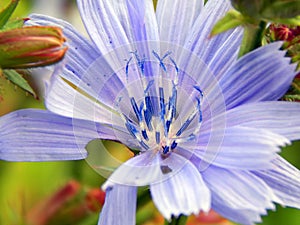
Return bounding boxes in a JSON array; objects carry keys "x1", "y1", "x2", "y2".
[
  {"x1": 169, "y1": 57, "x2": 179, "y2": 73},
  {"x1": 155, "y1": 132, "x2": 160, "y2": 144},
  {"x1": 171, "y1": 141, "x2": 177, "y2": 150},
  {"x1": 187, "y1": 134, "x2": 196, "y2": 141},
  {"x1": 169, "y1": 85, "x2": 177, "y2": 119},
  {"x1": 142, "y1": 130, "x2": 149, "y2": 141},
  {"x1": 125, "y1": 57, "x2": 132, "y2": 81},
  {"x1": 165, "y1": 120, "x2": 171, "y2": 134},
  {"x1": 131, "y1": 97, "x2": 142, "y2": 122},
  {"x1": 162, "y1": 145, "x2": 170, "y2": 154},
  {"x1": 196, "y1": 97, "x2": 203, "y2": 123},
  {"x1": 131, "y1": 50, "x2": 145, "y2": 75},
  {"x1": 125, "y1": 121, "x2": 138, "y2": 138},
  {"x1": 144, "y1": 80, "x2": 154, "y2": 94},
  {"x1": 194, "y1": 86, "x2": 204, "y2": 97},
  {"x1": 152, "y1": 51, "x2": 172, "y2": 72},
  {"x1": 159, "y1": 87, "x2": 166, "y2": 118},
  {"x1": 176, "y1": 114, "x2": 196, "y2": 136},
  {"x1": 144, "y1": 108, "x2": 153, "y2": 131},
  {"x1": 140, "y1": 140, "x2": 150, "y2": 150},
  {"x1": 145, "y1": 96, "x2": 154, "y2": 115}
]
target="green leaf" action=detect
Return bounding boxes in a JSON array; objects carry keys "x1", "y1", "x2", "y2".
[
  {"x1": 0, "y1": 0, "x2": 20, "y2": 29},
  {"x1": 211, "y1": 10, "x2": 246, "y2": 36},
  {"x1": 262, "y1": 1, "x2": 300, "y2": 19},
  {"x1": 3, "y1": 69, "x2": 36, "y2": 97}
]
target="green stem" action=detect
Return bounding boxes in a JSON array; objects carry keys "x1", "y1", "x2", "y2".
[
  {"x1": 136, "y1": 188, "x2": 152, "y2": 210},
  {"x1": 164, "y1": 215, "x2": 188, "y2": 225},
  {"x1": 239, "y1": 21, "x2": 267, "y2": 57}
]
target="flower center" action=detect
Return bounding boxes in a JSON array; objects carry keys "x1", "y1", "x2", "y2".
[{"x1": 116, "y1": 51, "x2": 204, "y2": 156}]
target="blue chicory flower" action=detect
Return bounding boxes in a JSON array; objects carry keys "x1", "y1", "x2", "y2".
[{"x1": 1, "y1": 0, "x2": 300, "y2": 225}]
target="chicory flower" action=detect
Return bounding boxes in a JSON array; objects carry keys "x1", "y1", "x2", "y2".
[{"x1": 1, "y1": 0, "x2": 300, "y2": 225}]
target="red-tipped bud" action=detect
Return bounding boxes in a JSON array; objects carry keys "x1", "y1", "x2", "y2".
[
  {"x1": 85, "y1": 188, "x2": 106, "y2": 212},
  {"x1": 0, "y1": 26, "x2": 67, "y2": 69}
]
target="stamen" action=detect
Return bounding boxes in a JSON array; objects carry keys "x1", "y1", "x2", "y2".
[
  {"x1": 176, "y1": 113, "x2": 196, "y2": 136},
  {"x1": 171, "y1": 141, "x2": 177, "y2": 150},
  {"x1": 125, "y1": 57, "x2": 132, "y2": 82},
  {"x1": 142, "y1": 130, "x2": 149, "y2": 141},
  {"x1": 130, "y1": 97, "x2": 142, "y2": 122},
  {"x1": 162, "y1": 145, "x2": 170, "y2": 154},
  {"x1": 152, "y1": 50, "x2": 172, "y2": 72},
  {"x1": 131, "y1": 50, "x2": 145, "y2": 75},
  {"x1": 125, "y1": 119, "x2": 139, "y2": 139},
  {"x1": 156, "y1": 131, "x2": 160, "y2": 144},
  {"x1": 139, "y1": 140, "x2": 149, "y2": 150}
]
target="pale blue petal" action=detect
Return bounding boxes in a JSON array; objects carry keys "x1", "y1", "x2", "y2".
[
  {"x1": 98, "y1": 185, "x2": 137, "y2": 225},
  {"x1": 102, "y1": 151, "x2": 186, "y2": 187},
  {"x1": 254, "y1": 156, "x2": 300, "y2": 209},
  {"x1": 192, "y1": 126, "x2": 289, "y2": 170},
  {"x1": 202, "y1": 166, "x2": 276, "y2": 217},
  {"x1": 217, "y1": 42, "x2": 297, "y2": 111},
  {"x1": 223, "y1": 101, "x2": 300, "y2": 141},
  {"x1": 125, "y1": 0, "x2": 159, "y2": 42},
  {"x1": 77, "y1": 0, "x2": 130, "y2": 53},
  {"x1": 182, "y1": 0, "x2": 243, "y2": 76},
  {"x1": 77, "y1": 0, "x2": 159, "y2": 57},
  {"x1": 212, "y1": 201, "x2": 261, "y2": 225},
  {"x1": 156, "y1": 0, "x2": 203, "y2": 45},
  {"x1": 0, "y1": 109, "x2": 114, "y2": 161},
  {"x1": 46, "y1": 74, "x2": 122, "y2": 127},
  {"x1": 150, "y1": 157, "x2": 211, "y2": 220},
  {"x1": 184, "y1": 0, "x2": 231, "y2": 53}
]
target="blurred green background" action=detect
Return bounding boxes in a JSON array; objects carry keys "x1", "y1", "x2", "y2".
[{"x1": 0, "y1": 0, "x2": 300, "y2": 225}]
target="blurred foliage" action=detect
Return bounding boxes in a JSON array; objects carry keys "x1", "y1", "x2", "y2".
[
  {"x1": 212, "y1": 0, "x2": 300, "y2": 56},
  {"x1": 0, "y1": 1, "x2": 300, "y2": 225}
]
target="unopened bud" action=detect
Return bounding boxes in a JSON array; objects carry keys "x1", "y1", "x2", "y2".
[
  {"x1": 0, "y1": 26, "x2": 67, "y2": 69},
  {"x1": 85, "y1": 189, "x2": 106, "y2": 212}
]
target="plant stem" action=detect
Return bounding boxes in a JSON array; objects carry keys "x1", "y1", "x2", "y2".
[
  {"x1": 164, "y1": 215, "x2": 188, "y2": 225},
  {"x1": 239, "y1": 20, "x2": 267, "y2": 57}
]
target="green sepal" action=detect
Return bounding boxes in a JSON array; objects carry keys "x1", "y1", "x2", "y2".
[
  {"x1": 210, "y1": 10, "x2": 246, "y2": 36},
  {"x1": 0, "y1": 0, "x2": 20, "y2": 29},
  {"x1": 3, "y1": 69, "x2": 36, "y2": 97},
  {"x1": 2, "y1": 17, "x2": 25, "y2": 31}
]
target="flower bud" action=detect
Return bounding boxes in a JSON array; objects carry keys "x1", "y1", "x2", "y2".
[{"x1": 0, "y1": 26, "x2": 67, "y2": 69}]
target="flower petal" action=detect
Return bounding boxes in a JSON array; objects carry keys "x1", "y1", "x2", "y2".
[
  {"x1": 156, "y1": 0, "x2": 203, "y2": 45},
  {"x1": 216, "y1": 42, "x2": 297, "y2": 111},
  {"x1": 223, "y1": 101, "x2": 300, "y2": 141},
  {"x1": 254, "y1": 156, "x2": 300, "y2": 209},
  {"x1": 98, "y1": 185, "x2": 137, "y2": 225},
  {"x1": 77, "y1": 0, "x2": 158, "y2": 53},
  {"x1": 202, "y1": 166, "x2": 276, "y2": 220},
  {"x1": 192, "y1": 126, "x2": 289, "y2": 170},
  {"x1": 211, "y1": 201, "x2": 262, "y2": 225},
  {"x1": 77, "y1": 0, "x2": 130, "y2": 53},
  {"x1": 0, "y1": 109, "x2": 114, "y2": 161},
  {"x1": 182, "y1": 0, "x2": 243, "y2": 75},
  {"x1": 150, "y1": 157, "x2": 211, "y2": 220},
  {"x1": 45, "y1": 73, "x2": 131, "y2": 138}
]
